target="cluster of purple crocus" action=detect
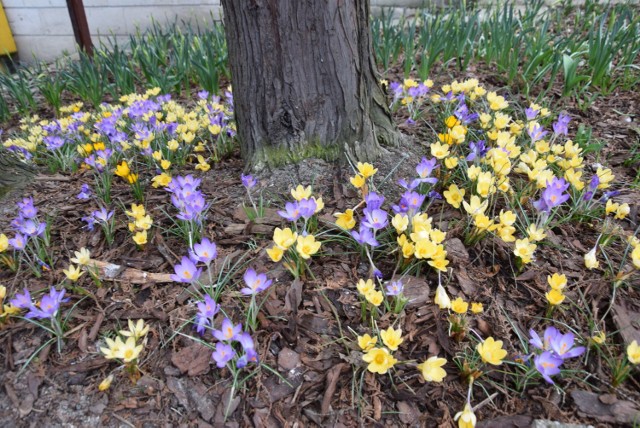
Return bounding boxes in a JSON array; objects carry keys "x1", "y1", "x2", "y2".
[
  {"x1": 454, "y1": 95, "x2": 479, "y2": 125},
  {"x1": 277, "y1": 198, "x2": 317, "y2": 222},
  {"x1": 171, "y1": 237, "x2": 218, "y2": 283},
  {"x1": 195, "y1": 294, "x2": 219, "y2": 335},
  {"x1": 211, "y1": 319, "x2": 258, "y2": 369},
  {"x1": 10, "y1": 287, "x2": 69, "y2": 319},
  {"x1": 351, "y1": 192, "x2": 388, "y2": 248},
  {"x1": 529, "y1": 326, "x2": 585, "y2": 384},
  {"x1": 552, "y1": 113, "x2": 571, "y2": 136},
  {"x1": 8, "y1": 197, "x2": 46, "y2": 251},
  {"x1": 165, "y1": 175, "x2": 207, "y2": 223},
  {"x1": 94, "y1": 108, "x2": 128, "y2": 145},
  {"x1": 42, "y1": 119, "x2": 83, "y2": 152},
  {"x1": 397, "y1": 157, "x2": 439, "y2": 193},
  {"x1": 466, "y1": 140, "x2": 488, "y2": 162},
  {"x1": 393, "y1": 157, "x2": 441, "y2": 215},
  {"x1": 533, "y1": 177, "x2": 571, "y2": 213}
]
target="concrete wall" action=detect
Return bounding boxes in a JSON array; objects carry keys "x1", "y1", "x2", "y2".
[
  {"x1": 4, "y1": 0, "x2": 638, "y2": 63},
  {"x1": 2, "y1": 0, "x2": 221, "y2": 63}
]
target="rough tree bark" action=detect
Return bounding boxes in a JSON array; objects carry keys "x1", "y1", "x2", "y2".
[
  {"x1": 0, "y1": 147, "x2": 35, "y2": 198},
  {"x1": 221, "y1": 0, "x2": 398, "y2": 170}
]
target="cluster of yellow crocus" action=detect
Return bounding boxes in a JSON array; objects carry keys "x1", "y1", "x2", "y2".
[
  {"x1": 357, "y1": 279, "x2": 383, "y2": 307},
  {"x1": 114, "y1": 160, "x2": 138, "y2": 184},
  {"x1": 605, "y1": 199, "x2": 630, "y2": 220},
  {"x1": 100, "y1": 319, "x2": 148, "y2": 363},
  {"x1": 99, "y1": 319, "x2": 149, "y2": 389},
  {"x1": 545, "y1": 273, "x2": 567, "y2": 306},
  {"x1": 358, "y1": 326, "x2": 404, "y2": 375},
  {"x1": 266, "y1": 227, "x2": 321, "y2": 262},
  {"x1": 62, "y1": 247, "x2": 94, "y2": 283},
  {"x1": 349, "y1": 162, "x2": 378, "y2": 196},
  {"x1": 450, "y1": 297, "x2": 484, "y2": 315},
  {"x1": 396, "y1": 212, "x2": 449, "y2": 272},
  {"x1": 126, "y1": 204, "x2": 152, "y2": 246}
]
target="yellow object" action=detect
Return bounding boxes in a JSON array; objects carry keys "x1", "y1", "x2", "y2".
[{"x1": 0, "y1": 4, "x2": 17, "y2": 55}]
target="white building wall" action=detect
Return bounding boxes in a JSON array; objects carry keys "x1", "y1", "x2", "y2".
[
  {"x1": 4, "y1": 0, "x2": 638, "y2": 63},
  {"x1": 2, "y1": 0, "x2": 221, "y2": 63}
]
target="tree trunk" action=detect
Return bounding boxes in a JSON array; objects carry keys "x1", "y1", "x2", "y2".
[
  {"x1": 0, "y1": 147, "x2": 35, "y2": 199},
  {"x1": 221, "y1": 0, "x2": 397, "y2": 170}
]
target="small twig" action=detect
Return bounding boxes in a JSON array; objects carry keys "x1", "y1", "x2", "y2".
[
  {"x1": 111, "y1": 413, "x2": 135, "y2": 428},
  {"x1": 473, "y1": 392, "x2": 499, "y2": 412}
]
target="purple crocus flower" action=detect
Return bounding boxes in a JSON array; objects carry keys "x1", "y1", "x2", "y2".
[
  {"x1": 44, "y1": 136, "x2": 65, "y2": 151},
  {"x1": 528, "y1": 123, "x2": 548, "y2": 142},
  {"x1": 26, "y1": 287, "x2": 69, "y2": 319},
  {"x1": 407, "y1": 86, "x2": 420, "y2": 98},
  {"x1": 351, "y1": 225, "x2": 379, "y2": 247},
  {"x1": 403, "y1": 191, "x2": 426, "y2": 213},
  {"x1": 240, "y1": 268, "x2": 272, "y2": 295},
  {"x1": 398, "y1": 178, "x2": 421, "y2": 191},
  {"x1": 241, "y1": 174, "x2": 257, "y2": 189},
  {"x1": 525, "y1": 107, "x2": 539, "y2": 121},
  {"x1": 236, "y1": 348, "x2": 259, "y2": 368},
  {"x1": 8, "y1": 234, "x2": 27, "y2": 251},
  {"x1": 77, "y1": 184, "x2": 92, "y2": 200},
  {"x1": 534, "y1": 351, "x2": 564, "y2": 384},
  {"x1": 466, "y1": 140, "x2": 488, "y2": 162},
  {"x1": 236, "y1": 332, "x2": 255, "y2": 352},
  {"x1": 190, "y1": 238, "x2": 218, "y2": 264},
  {"x1": 582, "y1": 175, "x2": 600, "y2": 202},
  {"x1": 170, "y1": 256, "x2": 202, "y2": 283},
  {"x1": 428, "y1": 190, "x2": 442, "y2": 200},
  {"x1": 529, "y1": 326, "x2": 559, "y2": 351},
  {"x1": 534, "y1": 178, "x2": 570, "y2": 213},
  {"x1": 454, "y1": 102, "x2": 478, "y2": 124},
  {"x1": 18, "y1": 219, "x2": 46, "y2": 237},
  {"x1": 82, "y1": 215, "x2": 96, "y2": 231},
  {"x1": 386, "y1": 280, "x2": 404, "y2": 296},
  {"x1": 213, "y1": 318, "x2": 242, "y2": 342},
  {"x1": 195, "y1": 294, "x2": 219, "y2": 335},
  {"x1": 549, "y1": 331, "x2": 585, "y2": 360},
  {"x1": 364, "y1": 192, "x2": 385, "y2": 211},
  {"x1": 92, "y1": 207, "x2": 114, "y2": 223},
  {"x1": 297, "y1": 198, "x2": 317, "y2": 219},
  {"x1": 9, "y1": 288, "x2": 33, "y2": 309},
  {"x1": 552, "y1": 113, "x2": 571, "y2": 136},
  {"x1": 416, "y1": 157, "x2": 438, "y2": 180},
  {"x1": 441, "y1": 91, "x2": 455, "y2": 102},
  {"x1": 362, "y1": 209, "x2": 389, "y2": 231},
  {"x1": 17, "y1": 197, "x2": 38, "y2": 219},
  {"x1": 389, "y1": 81, "x2": 403, "y2": 103},
  {"x1": 278, "y1": 201, "x2": 301, "y2": 222},
  {"x1": 212, "y1": 342, "x2": 235, "y2": 368},
  {"x1": 600, "y1": 190, "x2": 620, "y2": 203},
  {"x1": 197, "y1": 90, "x2": 210, "y2": 100}
]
